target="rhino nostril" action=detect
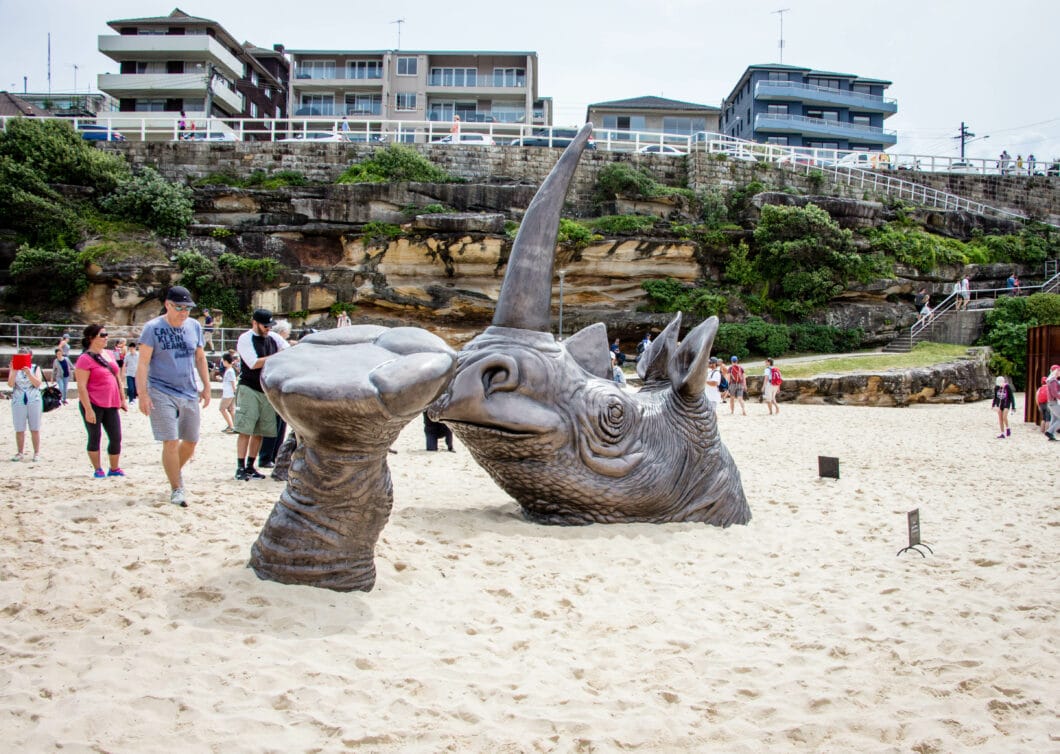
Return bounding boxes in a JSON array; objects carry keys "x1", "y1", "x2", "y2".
[{"x1": 480, "y1": 356, "x2": 519, "y2": 396}]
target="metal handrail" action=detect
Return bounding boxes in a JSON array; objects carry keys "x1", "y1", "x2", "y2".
[
  {"x1": 755, "y1": 113, "x2": 897, "y2": 137},
  {"x1": 909, "y1": 271, "x2": 1060, "y2": 339},
  {"x1": 754, "y1": 79, "x2": 897, "y2": 106}
]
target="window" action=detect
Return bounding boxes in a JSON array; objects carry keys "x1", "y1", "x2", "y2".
[
  {"x1": 344, "y1": 93, "x2": 381, "y2": 115},
  {"x1": 851, "y1": 114, "x2": 872, "y2": 126},
  {"x1": 766, "y1": 104, "x2": 789, "y2": 116},
  {"x1": 395, "y1": 93, "x2": 417, "y2": 111},
  {"x1": 430, "y1": 67, "x2": 478, "y2": 87},
  {"x1": 249, "y1": 102, "x2": 258, "y2": 118},
  {"x1": 397, "y1": 57, "x2": 418, "y2": 76},
  {"x1": 297, "y1": 60, "x2": 335, "y2": 80},
  {"x1": 489, "y1": 101, "x2": 525, "y2": 123},
  {"x1": 601, "y1": 114, "x2": 647, "y2": 137},
  {"x1": 298, "y1": 94, "x2": 334, "y2": 116},
  {"x1": 662, "y1": 117, "x2": 707, "y2": 135},
  {"x1": 134, "y1": 99, "x2": 166, "y2": 112},
  {"x1": 852, "y1": 84, "x2": 874, "y2": 95},
  {"x1": 764, "y1": 136, "x2": 789, "y2": 145},
  {"x1": 806, "y1": 109, "x2": 839, "y2": 121},
  {"x1": 806, "y1": 77, "x2": 841, "y2": 89},
  {"x1": 347, "y1": 60, "x2": 383, "y2": 79},
  {"x1": 767, "y1": 71, "x2": 789, "y2": 82},
  {"x1": 134, "y1": 61, "x2": 167, "y2": 74},
  {"x1": 492, "y1": 68, "x2": 525, "y2": 87}
]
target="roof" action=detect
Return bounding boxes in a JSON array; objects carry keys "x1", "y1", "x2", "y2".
[
  {"x1": 587, "y1": 95, "x2": 720, "y2": 112},
  {"x1": 284, "y1": 49, "x2": 537, "y2": 57},
  {"x1": 107, "y1": 7, "x2": 217, "y2": 27},
  {"x1": 0, "y1": 91, "x2": 49, "y2": 117}
]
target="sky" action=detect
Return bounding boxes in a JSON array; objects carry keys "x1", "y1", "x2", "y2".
[{"x1": 2, "y1": 0, "x2": 1058, "y2": 160}]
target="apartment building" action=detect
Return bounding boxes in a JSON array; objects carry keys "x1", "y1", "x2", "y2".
[
  {"x1": 585, "y1": 95, "x2": 720, "y2": 137},
  {"x1": 720, "y1": 64, "x2": 897, "y2": 152},
  {"x1": 97, "y1": 8, "x2": 287, "y2": 120},
  {"x1": 286, "y1": 49, "x2": 549, "y2": 126}
]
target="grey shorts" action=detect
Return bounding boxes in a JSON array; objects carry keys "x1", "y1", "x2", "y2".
[
  {"x1": 729, "y1": 384, "x2": 746, "y2": 399},
  {"x1": 148, "y1": 388, "x2": 201, "y2": 443},
  {"x1": 12, "y1": 395, "x2": 43, "y2": 432},
  {"x1": 234, "y1": 385, "x2": 277, "y2": 437}
]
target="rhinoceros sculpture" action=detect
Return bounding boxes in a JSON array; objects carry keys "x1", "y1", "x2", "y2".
[{"x1": 429, "y1": 123, "x2": 750, "y2": 527}]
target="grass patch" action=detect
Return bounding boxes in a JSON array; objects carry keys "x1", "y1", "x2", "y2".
[{"x1": 778, "y1": 342, "x2": 972, "y2": 379}]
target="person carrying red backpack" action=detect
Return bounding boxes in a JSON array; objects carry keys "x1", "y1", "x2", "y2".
[
  {"x1": 763, "y1": 357, "x2": 782, "y2": 415},
  {"x1": 728, "y1": 355, "x2": 747, "y2": 415}
]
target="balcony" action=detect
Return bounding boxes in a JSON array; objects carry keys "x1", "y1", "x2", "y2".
[
  {"x1": 425, "y1": 73, "x2": 527, "y2": 96},
  {"x1": 98, "y1": 34, "x2": 243, "y2": 81},
  {"x1": 755, "y1": 80, "x2": 897, "y2": 115},
  {"x1": 98, "y1": 73, "x2": 242, "y2": 114},
  {"x1": 755, "y1": 113, "x2": 897, "y2": 146}
]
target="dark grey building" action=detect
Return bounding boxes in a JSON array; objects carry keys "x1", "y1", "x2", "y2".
[{"x1": 720, "y1": 64, "x2": 897, "y2": 152}]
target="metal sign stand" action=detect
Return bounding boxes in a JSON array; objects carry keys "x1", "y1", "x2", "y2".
[
  {"x1": 897, "y1": 508, "x2": 933, "y2": 557},
  {"x1": 818, "y1": 456, "x2": 839, "y2": 479}
]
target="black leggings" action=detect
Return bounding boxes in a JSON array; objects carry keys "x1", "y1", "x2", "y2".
[{"x1": 80, "y1": 403, "x2": 122, "y2": 455}]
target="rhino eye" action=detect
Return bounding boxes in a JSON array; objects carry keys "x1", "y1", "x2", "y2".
[{"x1": 597, "y1": 399, "x2": 628, "y2": 441}]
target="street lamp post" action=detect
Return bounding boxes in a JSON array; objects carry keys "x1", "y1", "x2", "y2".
[{"x1": 558, "y1": 269, "x2": 567, "y2": 340}]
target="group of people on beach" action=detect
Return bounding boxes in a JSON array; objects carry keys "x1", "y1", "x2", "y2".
[{"x1": 5, "y1": 288, "x2": 298, "y2": 507}]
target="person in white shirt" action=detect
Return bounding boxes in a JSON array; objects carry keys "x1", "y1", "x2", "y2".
[
  {"x1": 219, "y1": 352, "x2": 238, "y2": 434},
  {"x1": 704, "y1": 357, "x2": 723, "y2": 405}
]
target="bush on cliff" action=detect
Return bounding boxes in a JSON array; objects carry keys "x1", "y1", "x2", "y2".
[
  {"x1": 175, "y1": 250, "x2": 283, "y2": 320},
  {"x1": 337, "y1": 145, "x2": 454, "y2": 184},
  {"x1": 100, "y1": 167, "x2": 194, "y2": 237},
  {"x1": 8, "y1": 245, "x2": 89, "y2": 306}
]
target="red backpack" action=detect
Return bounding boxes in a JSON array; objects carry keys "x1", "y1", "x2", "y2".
[{"x1": 769, "y1": 366, "x2": 783, "y2": 386}]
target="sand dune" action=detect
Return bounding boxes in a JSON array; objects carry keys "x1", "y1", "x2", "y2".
[{"x1": 0, "y1": 393, "x2": 1056, "y2": 752}]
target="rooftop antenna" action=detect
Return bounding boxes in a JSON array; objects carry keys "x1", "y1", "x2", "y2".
[
  {"x1": 72, "y1": 63, "x2": 79, "y2": 93},
  {"x1": 772, "y1": 8, "x2": 790, "y2": 64},
  {"x1": 391, "y1": 18, "x2": 405, "y2": 50},
  {"x1": 47, "y1": 32, "x2": 52, "y2": 95}
]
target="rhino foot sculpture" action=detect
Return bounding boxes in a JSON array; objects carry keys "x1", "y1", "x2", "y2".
[
  {"x1": 429, "y1": 123, "x2": 750, "y2": 527},
  {"x1": 249, "y1": 326, "x2": 455, "y2": 591}
]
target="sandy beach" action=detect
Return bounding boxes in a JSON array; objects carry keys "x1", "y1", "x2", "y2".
[{"x1": 0, "y1": 391, "x2": 1056, "y2": 752}]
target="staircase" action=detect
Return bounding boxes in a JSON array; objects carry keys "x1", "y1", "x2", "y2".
[{"x1": 883, "y1": 267, "x2": 1060, "y2": 353}]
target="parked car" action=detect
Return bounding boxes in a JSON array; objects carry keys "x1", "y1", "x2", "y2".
[
  {"x1": 509, "y1": 128, "x2": 596, "y2": 150},
  {"x1": 76, "y1": 123, "x2": 125, "y2": 142},
  {"x1": 946, "y1": 161, "x2": 981, "y2": 174},
  {"x1": 279, "y1": 132, "x2": 350, "y2": 143},
  {"x1": 834, "y1": 152, "x2": 881, "y2": 170},
  {"x1": 637, "y1": 144, "x2": 686, "y2": 155},
  {"x1": 432, "y1": 133, "x2": 495, "y2": 146},
  {"x1": 179, "y1": 131, "x2": 238, "y2": 142},
  {"x1": 713, "y1": 146, "x2": 759, "y2": 162}
]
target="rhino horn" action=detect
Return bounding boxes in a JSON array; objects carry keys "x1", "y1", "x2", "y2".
[
  {"x1": 492, "y1": 123, "x2": 594, "y2": 331},
  {"x1": 670, "y1": 316, "x2": 719, "y2": 397}
]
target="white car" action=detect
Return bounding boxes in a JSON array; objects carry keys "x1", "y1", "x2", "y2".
[
  {"x1": 279, "y1": 132, "x2": 350, "y2": 143},
  {"x1": 713, "y1": 146, "x2": 759, "y2": 162},
  {"x1": 179, "y1": 131, "x2": 238, "y2": 142},
  {"x1": 432, "y1": 133, "x2": 495, "y2": 146},
  {"x1": 637, "y1": 144, "x2": 686, "y2": 155}
]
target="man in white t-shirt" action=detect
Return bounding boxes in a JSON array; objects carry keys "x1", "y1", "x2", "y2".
[{"x1": 705, "y1": 357, "x2": 723, "y2": 405}]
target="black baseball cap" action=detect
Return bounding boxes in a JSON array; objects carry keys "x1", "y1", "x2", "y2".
[
  {"x1": 165, "y1": 286, "x2": 196, "y2": 306},
  {"x1": 252, "y1": 308, "x2": 276, "y2": 327}
]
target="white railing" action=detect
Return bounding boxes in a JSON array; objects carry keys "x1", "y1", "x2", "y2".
[{"x1": 754, "y1": 79, "x2": 897, "y2": 107}]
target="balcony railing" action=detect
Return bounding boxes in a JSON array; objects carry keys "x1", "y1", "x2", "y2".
[
  {"x1": 754, "y1": 80, "x2": 898, "y2": 112},
  {"x1": 426, "y1": 73, "x2": 526, "y2": 88},
  {"x1": 755, "y1": 113, "x2": 897, "y2": 142}
]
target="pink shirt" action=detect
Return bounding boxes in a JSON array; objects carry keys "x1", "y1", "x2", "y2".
[{"x1": 76, "y1": 352, "x2": 122, "y2": 408}]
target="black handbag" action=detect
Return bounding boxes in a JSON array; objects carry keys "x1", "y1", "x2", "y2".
[{"x1": 41, "y1": 384, "x2": 63, "y2": 413}]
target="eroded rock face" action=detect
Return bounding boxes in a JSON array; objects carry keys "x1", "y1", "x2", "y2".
[
  {"x1": 249, "y1": 326, "x2": 456, "y2": 592},
  {"x1": 746, "y1": 356, "x2": 994, "y2": 406}
]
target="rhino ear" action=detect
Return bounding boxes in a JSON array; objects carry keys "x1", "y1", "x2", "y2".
[
  {"x1": 564, "y1": 322, "x2": 611, "y2": 380},
  {"x1": 637, "y1": 313, "x2": 681, "y2": 385},
  {"x1": 669, "y1": 316, "x2": 719, "y2": 397}
]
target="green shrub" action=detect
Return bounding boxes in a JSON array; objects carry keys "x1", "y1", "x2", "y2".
[
  {"x1": 723, "y1": 241, "x2": 763, "y2": 289},
  {"x1": 590, "y1": 214, "x2": 657, "y2": 235},
  {"x1": 595, "y1": 162, "x2": 661, "y2": 200},
  {"x1": 979, "y1": 292, "x2": 1060, "y2": 384},
  {"x1": 100, "y1": 167, "x2": 194, "y2": 237},
  {"x1": 329, "y1": 301, "x2": 357, "y2": 317},
  {"x1": 640, "y1": 278, "x2": 728, "y2": 318},
  {"x1": 726, "y1": 180, "x2": 767, "y2": 220},
  {"x1": 788, "y1": 323, "x2": 864, "y2": 353},
  {"x1": 175, "y1": 250, "x2": 284, "y2": 319},
  {"x1": 337, "y1": 144, "x2": 454, "y2": 183},
  {"x1": 9, "y1": 244, "x2": 88, "y2": 306},
  {"x1": 557, "y1": 218, "x2": 597, "y2": 249},
  {"x1": 698, "y1": 189, "x2": 729, "y2": 227},
  {"x1": 193, "y1": 172, "x2": 241, "y2": 187},
  {"x1": 0, "y1": 118, "x2": 128, "y2": 192},
  {"x1": 865, "y1": 225, "x2": 970, "y2": 271},
  {"x1": 243, "y1": 169, "x2": 308, "y2": 189},
  {"x1": 360, "y1": 221, "x2": 405, "y2": 243}
]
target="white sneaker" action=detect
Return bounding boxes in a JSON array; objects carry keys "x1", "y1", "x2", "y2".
[
  {"x1": 169, "y1": 488, "x2": 187, "y2": 507},
  {"x1": 31, "y1": 454, "x2": 40, "y2": 462},
  {"x1": 10, "y1": 453, "x2": 23, "y2": 462}
]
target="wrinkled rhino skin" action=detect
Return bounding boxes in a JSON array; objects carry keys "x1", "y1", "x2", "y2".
[{"x1": 249, "y1": 326, "x2": 455, "y2": 591}]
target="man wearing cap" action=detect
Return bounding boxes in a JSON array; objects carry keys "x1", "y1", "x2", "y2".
[
  {"x1": 705, "y1": 357, "x2": 723, "y2": 405},
  {"x1": 233, "y1": 309, "x2": 289, "y2": 480},
  {"x1": 728, "y1": 355, "x2": 747, "y2": 416},
  {"x1": 1045, "y1": 364, "x2": 1060, "y2": 441},
  {"x1": 136, "y1": 286, "x2": 212, "y2": 507}
]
